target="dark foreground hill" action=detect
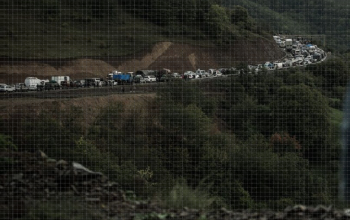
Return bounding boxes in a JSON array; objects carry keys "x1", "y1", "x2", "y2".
[{"x1": 1, "y1": 149, "x2": 347, "y2": 220}]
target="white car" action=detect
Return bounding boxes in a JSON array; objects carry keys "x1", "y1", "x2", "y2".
[
  {"x1": 144, "y1": 75, "x2": 156, "y2": 83},
  {"x1": 172, "y1": 73, "x2": 180, "y2": 78},
  {"x1": 212, "y1": 70, "x2": 222, "y2": 77},
  {"x1": 0, "y1": 84, "x2": 15, "y2": 92},
  {"x1": 196, "y1": 69, "x2": 209, "y2": 78},
  {"x1": 183, "y1": 71, "x2": 196, "y2": 79}
]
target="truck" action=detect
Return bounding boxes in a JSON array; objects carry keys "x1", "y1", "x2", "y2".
[
  {"x1": 51, "y1": 76, "x2": 70, "y2": 87},
  {"x1": 274, "y1": 62, "x2": 284, "y2": 69},
  {"x1": 285, "y1": 39, "x2": 293, "y2": 52},
  {"x1": 107, "y1": 71, "x2": 133, "y2": 85},
  {"x1": 24, "y1": 77, "x2": 49, "y2": 91}
]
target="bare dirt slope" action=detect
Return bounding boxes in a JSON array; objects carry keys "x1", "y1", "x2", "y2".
[
  {"x1": 0, "y1": 93, "x2": 156, "y2": 124},
  {"x1": 0, "y1": 38, "x2": 284, "y2": 84}
]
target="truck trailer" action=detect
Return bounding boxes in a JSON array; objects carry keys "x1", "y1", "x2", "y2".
[{"x1": 51, "y1": 76, "x2": 70, "y2": 86}]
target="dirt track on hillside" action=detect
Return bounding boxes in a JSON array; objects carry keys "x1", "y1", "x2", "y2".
[{"x1": 0, "y1": 39, "x2": 284, "y2": 84}]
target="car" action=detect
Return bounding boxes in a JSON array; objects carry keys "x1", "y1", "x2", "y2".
[
  {"x1": 195, "y1": 69, "x2": 209, "y2": 78},
  {"x1": 160, "y1": 75, "x2": 175, "y2": 82},
  {"x1": 61, "y1": 81, "x2": 73, "y2": 88},
  {"x1": 0, "y1": 84, "x2": 15, "y2": 92},
  {"x1": 37, "y1": 82, "x2": 61, "y2": 91},
  {"x1": 172, "y1": 73, "x2": 180, "y2": 78},
  {"x1": 134, "y1": 75, "x2": 146, "y2": 83},
  {"x1": 106, "y1": 80, "x2": 118, "y2": 86},
  {"x1": 213, "y1": 70, "x2": 223, "y2": 77},
  {"x1": 183, "y1": 71, "x2": 196, "y2": 79},
  {"x1": 72, "y1": 80, "x2": 84, "y2": 87},
  {"x1": 15, "y1": 83, "x2": 29, "y2": 92},
  {"x1": 144, "y1": 75, "x2": 156, "y2": 83}
]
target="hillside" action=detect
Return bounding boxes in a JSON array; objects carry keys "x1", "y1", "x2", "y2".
[
  {"x1": 221, "y1": 0, "x2": 350, "y2": 52},
  {"x1": 1, "y1": 0, "x2": 348, "y2": 217},
  {"x1": 0, "y1": 39, "x2": 284, "y2": 84},
  {"x1": 0, "y1": 0, "x2": 285, "y2": 82}
]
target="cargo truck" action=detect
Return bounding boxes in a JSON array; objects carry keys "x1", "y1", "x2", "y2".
[
  {"x1": 24, "y1": 77, "x2": 49, "y2": 91},
  {"x1": 285, "y1": 39, "x2": 293, "y2": 52},
  {"x1": 51, "y1": 76, "x2": 70, "y2": 86},
  {"x1": 107, "y1": 71, "x2": 134, "y2": 85}
]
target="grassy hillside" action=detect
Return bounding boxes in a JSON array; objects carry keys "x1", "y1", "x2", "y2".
[{"x1": 0, "y1": 0, "x2": 271, "y2": 59}]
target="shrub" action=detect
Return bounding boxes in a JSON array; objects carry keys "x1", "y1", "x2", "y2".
[
  {"x1": 157, "y1": 80, "x2": 217, "y2": 117},
  {"x1": 269, "y1": 132, "x2": 302, "y2": 156},
  {"x1": 0, "y1": 134, "x2": 17, "y2": 151},
  {"x1": 271, "y1": 84, "x2": 331, "y2": 161},
  {"x1": 161, "y1": 178, "x2": 221, "y2": 210}
]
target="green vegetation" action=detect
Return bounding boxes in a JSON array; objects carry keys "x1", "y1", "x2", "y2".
[
  {"x1": 1, "y1": 0, "x2": 349, "y2": 214},
  {"x1": 1, "y1": 59, "x2": 348, "y2": 212},
  {"x1": 0, "y1": 0, "x2": 269, "y2": 58},
  {"x1": 221, "y1": 0, "x2": 350, "y2": 52}
]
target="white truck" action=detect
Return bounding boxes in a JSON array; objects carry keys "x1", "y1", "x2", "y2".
[
  {"x1": 274, "y1": 62, "x2": 284, "y2": 69},
  {"x1": 285, "y1": 39, "x2": 293, "y2": 52},
  {"x1": 51, "y1": 76, "x2": 70, "y2": 86},
  {"x1": 24, "y1": 77, "x2": 49, "y2": 90}
]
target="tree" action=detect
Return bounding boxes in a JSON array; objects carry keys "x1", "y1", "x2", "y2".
[
  {"x1": 306, "y1": 58, "x2": 349, "y2": 88},
  {"x1": 229, "y1": 5, "x2": 248, "y2": 23},
  {"x1": 204, "y1": 4, "x2": 231, "y2": 37},
  {"x1": 157, "y1": 80, "x2": 217, "y2": 117},
  {"x1": 271, "y1": 84, "x2": 331, "y2": 161}
]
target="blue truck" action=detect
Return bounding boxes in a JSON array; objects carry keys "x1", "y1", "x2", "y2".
[{"x1": 107, "y1": 71, "x2": 134, "y2": 85}]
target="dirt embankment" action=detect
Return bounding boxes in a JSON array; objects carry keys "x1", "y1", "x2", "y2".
[
  {"x1": 0, "y1": 93, "x2": 156, "y2": 128},
  {"x1": 0, "y1": 38, "x2": 284, "y2": 84}
]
